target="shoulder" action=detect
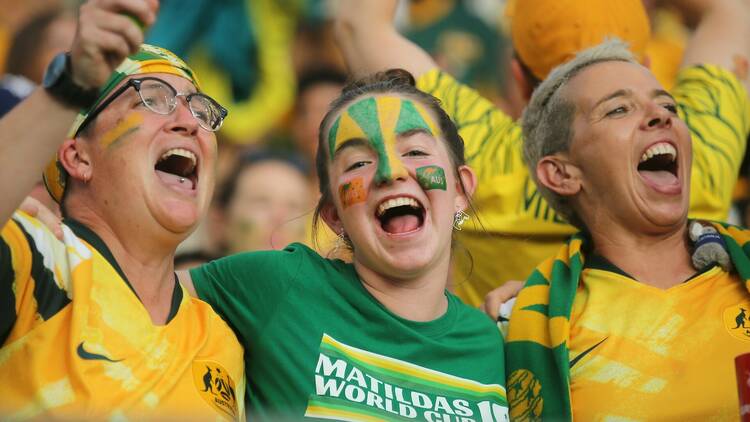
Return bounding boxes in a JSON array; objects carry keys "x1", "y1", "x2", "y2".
[
  {"x1": 448, "y1": 293, "x2": 503, "y2": 341},
  {"x1": 3, "y1": 212, "x2": 91, "y2": 293},
  {"x1": 211, "y1": 242, "x2": 335, "y2": 272},
  {"x1": 191, "y1": 242, "x2": 349, "y2": 290}
]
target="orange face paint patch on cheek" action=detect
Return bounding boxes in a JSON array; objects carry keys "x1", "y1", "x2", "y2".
[
  {"x1": 99, "y1": 113, "x2": 143, "y2": 149},
  {"x1": 338, "y1": 177, "x2": 367, "y2": 209}
]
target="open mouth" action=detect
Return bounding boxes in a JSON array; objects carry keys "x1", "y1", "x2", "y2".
[
  {"x1": 375, "y1": 196, "x2": 425, "y2": 235},
  {"x1": 155, "y1": 148, "x2": 198, "y2": 190},
  {"x1": 637, "y1": 142, "x2": 678, "y2": 186}
]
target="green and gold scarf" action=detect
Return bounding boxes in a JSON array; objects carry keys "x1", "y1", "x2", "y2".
[{"x1": 505, "y1": 221, "x2": 750, "y2": 420}]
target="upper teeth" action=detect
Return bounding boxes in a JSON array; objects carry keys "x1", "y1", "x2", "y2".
[
  {"x1": 160, "y1": 148, "x2": 197, "y2": 169},
  {"x1": 377, "y1": 197, "x2": 419, "y2": 216},
  {"x1": 640, "y1": 143, "x2": 676, "y2": 163}
]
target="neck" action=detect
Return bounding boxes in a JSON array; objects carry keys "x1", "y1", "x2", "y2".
[
  {"x1": 67, "y1": 203, "x2": 182, "y2": 324},
  {"x1": 588, "y1": 222, "x2": 694, "y2": 289},
  {"x1": 353, "y1": 257, "x2": 450, "y2": 322}
]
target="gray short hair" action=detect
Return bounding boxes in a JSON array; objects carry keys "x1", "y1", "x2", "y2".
[{"x1": 521, "y1": 38, "x2": 637, "y2": 229}]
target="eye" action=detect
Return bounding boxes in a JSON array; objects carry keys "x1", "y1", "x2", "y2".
[
  {"x1": 193, "y1": 109, "x2": 210, "y2": 122},
  {"x1": 663, "y1": 103, "x2": 678, "y2": 114},
  {"x1": 345, "y1": 161, "x2": 370, "y2": 172},
  {"x1": 138, "y1": 96, "x2": 158, "y2": 108},
  {"x1": 605, "y1": 105, "x2": 629, "y2": 117},
  {"x1": 403, "y1": 149, "x2": 428, "y2": 157}
]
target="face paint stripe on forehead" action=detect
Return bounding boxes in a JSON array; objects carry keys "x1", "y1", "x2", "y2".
[
  {"x1": 345, "y1": 98, "x2": 393, "y2": 179},
  {"x1": 327, "y1": 116, "x2": 341, "y2": 160},
  {"x1": 395, "y1": 99, "x2": 438, "y2": 136},
  {"x1": 375, "y1": 96, "x2": 407, "y2": 183},
  {"x1": 332, "y1": 110, "x2": 369, "y2": 159}
]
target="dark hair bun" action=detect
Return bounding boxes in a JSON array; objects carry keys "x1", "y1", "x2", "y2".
[
  {"x1": 382, "y1": 68, "x2": 416, "y2": 87},
  {"x1": 341, "y1": 68, "x2": 417, "y2": 96}
]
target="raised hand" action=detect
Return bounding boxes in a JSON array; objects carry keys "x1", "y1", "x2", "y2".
[{"x1": 70, "y1": 0, "x2": 159, "y2": 89}]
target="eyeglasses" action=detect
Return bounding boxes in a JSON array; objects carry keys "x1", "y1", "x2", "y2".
[{"x1": 76, "y1": 76, "x2": 228, "y2": 134}]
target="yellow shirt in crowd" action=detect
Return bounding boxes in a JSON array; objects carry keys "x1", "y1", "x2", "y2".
[
  {"x1": 0, "y1": 212, "x2": 245, "y2": 420},
  {"x1": 569, "y1": 259, "x2": 749, "y2": 419}
]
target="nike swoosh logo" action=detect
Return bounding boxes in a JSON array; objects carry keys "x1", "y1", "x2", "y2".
[
  {"x1": 569, "y1": 337, "x2": 607, "y2": 368},
  {"x1": 77, "y1": 342, "x2": 121, "y2": 362}
]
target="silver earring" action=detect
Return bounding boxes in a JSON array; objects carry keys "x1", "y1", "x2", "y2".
[
  {"x1": 453, "y1": 210, "x2": 469, "y2": 231},
  {"x1": 329, "y1": 231, "x2": 348, "y2": 256},
  {"x1": 179, "y1": 177, "x2": 186, "y2": 183}
]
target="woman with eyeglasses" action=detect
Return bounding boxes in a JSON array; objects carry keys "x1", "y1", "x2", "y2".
[
  {"x1": 179, "y1": 69, "x2": 509, "y2": 420},
  {"x1": 0, "y1": 0, "x2": 245, "y2": 417}
]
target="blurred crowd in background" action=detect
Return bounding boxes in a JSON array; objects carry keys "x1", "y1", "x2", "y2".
[{"x1": 2, "y1": 0, "x2": 747, "y2": 271}]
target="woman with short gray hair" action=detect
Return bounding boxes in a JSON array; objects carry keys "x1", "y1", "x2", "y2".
[{"x1": 504, "y1": 39, "x2": 750, "y2": 420}]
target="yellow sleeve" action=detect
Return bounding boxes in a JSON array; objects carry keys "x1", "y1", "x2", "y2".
[
  {"x1": 416, "y1": 68, "x2": 523, "y2": 178},
  {"x1": 0, "y1": 213, "x2": 71, "y2": 345},
  {"x1": 417, "y1": 69, "x2": 574, "y2": 236},
  {"x1": 675, "y1": 64, "x2": 750, "y2": 221}
]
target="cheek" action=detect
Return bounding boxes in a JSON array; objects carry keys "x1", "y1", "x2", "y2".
[
  {"x1": 415, "y1": 165, "x2": 447, "y2": 191},
  {"x1": 338, "y1": 176, "x2": 368, "y2": 209},
  {"x1": 99, "y1": 113, "x2": 143, "y2": 149}
]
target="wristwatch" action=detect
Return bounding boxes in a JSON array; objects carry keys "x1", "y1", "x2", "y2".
[{"x1": 42, "y1": 52, "x2": 99, "y2": 109}]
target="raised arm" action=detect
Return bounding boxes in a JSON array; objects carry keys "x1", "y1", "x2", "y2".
[
  {"x1": 334, "y1": 0, "x2": 436, "y2": 78},
  {"x1": 667, "y1": 0, "x2": 750, "y2": 221},
  {"x1": 679, "y1": 0, "x2": 750, "y2": 92},
  {"x1": 0, "y1": 0, "x2": 157, "y2": 224}
]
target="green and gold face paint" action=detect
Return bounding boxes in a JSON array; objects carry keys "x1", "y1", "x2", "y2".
[
  {"x1": 327, "y1": 96, "x2": 441, "y2": 184},
  {"x1": 99, "y1": 113, "x2": 143, "y2": 149},
  {"x1": 416, "y1": 165, "x2": 447, "y2": 190},
  {"x1": 339, "y1": 177, "x2": 367, "y2": 209}
]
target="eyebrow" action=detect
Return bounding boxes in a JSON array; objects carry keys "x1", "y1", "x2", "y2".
[
  {"x1": 398, "y1": 127, "x2": 435, "y2": 139},
  {"x1": 651, "y1": 89, "x2": 675, "y2": 101},
  {"x1": 594, "y1": 88, "x2": 675, "y2": 108},
  {"x1": 332, "y1": 138, "x2": 369, "y2": 158}
]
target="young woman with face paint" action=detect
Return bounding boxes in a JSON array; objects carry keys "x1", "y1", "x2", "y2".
[{"x1": 180, "y1": 70, "x2": 509, "y2": 420}]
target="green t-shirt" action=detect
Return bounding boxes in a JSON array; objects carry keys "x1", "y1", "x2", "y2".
[{"x1": 191, "y1": 243, "x2": 508, "y2": 421}]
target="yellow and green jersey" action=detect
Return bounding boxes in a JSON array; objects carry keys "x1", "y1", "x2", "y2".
[
  {"x1": 569, "y1": 258, "x2": 749, "y2": 420},
  {"x1": 0, "y1": 212, "x2": 245, "y2": 421},
  {"x1": 504, "y1": 222, "x2": 750, "y2": 420},
  {"x1": 417, "y1": 64, "x2": 750, "y2": 305}
]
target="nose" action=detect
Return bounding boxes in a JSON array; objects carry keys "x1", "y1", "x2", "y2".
[
  {"x1": 373, "y1": 158, "x2": 409, "y2": 186},
  {"x1": 165, "y1": 98, "x2": 199, "y2": 136},
  {"x1": 643, "y1": 103, "x2": 673, "y2": 130}
]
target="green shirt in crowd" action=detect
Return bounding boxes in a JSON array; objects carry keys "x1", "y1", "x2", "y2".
[{"x1": 191, "y1": 243, "x2": 508, "y2": 421}]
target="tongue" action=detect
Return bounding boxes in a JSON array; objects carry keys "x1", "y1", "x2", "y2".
[
  {"x1": 384, "y1": 214, "x2": 420, "y2": 234},
  {"x1": 156, "y1": 169, "x2": 195, "y2": 190},
  {"x1": 639, "y1": 169, "x2": 678, "y2": 186}
]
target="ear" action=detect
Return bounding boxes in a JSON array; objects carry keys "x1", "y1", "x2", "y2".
[
  {"x1": 320, "y1": 201, "x2": 344, "y2": 235},
  {"x1": 58, "y1": 138, "x2": 93, "y2": 182},
  {"x1": 454, "y1": 165, "x2": 477, "y2": 212},
  {"x1": 510, "y1": 57, "x2": 534, "y2": 101},
  {"x1": 536, "y1": 153, "x2": 582, "y2": 197}
]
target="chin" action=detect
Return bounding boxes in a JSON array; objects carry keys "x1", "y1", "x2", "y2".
[
  {"x1": 157, "y1": 205, "x2": 202, "y2": 236},
  {"x1": 642, "y1": 205, "x2": 689, "y2": 231},
  {"x1": 388, "y1": 246, "x2": 444, "y2": 276}
]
